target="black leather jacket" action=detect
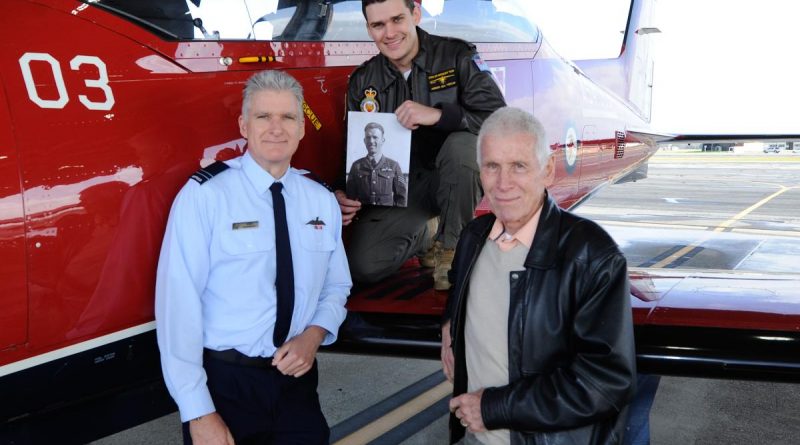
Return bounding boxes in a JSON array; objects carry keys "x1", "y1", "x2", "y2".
[
  {"x1": 444, "y1": 193, "x2": 636, "y2": 445},
  {"x1": 347, "y1": 27, "x2": 506, "y2": 168}
]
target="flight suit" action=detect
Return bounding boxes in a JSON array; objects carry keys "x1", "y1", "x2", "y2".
[
  {"x1": 345, "y1": 27, "x2": 506, "y2": 283},
  {"x1": 346, "y1": 156, "x2": 407, "y2": 207}
]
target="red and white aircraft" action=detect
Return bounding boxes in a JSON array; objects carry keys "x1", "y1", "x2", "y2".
[{"x1": 1, "y1": 0, "x2": 797, "y2": 442}]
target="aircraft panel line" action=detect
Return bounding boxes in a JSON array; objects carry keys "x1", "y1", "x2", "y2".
[{"x1": 731, "y1": 239, "x2": 768, "y2": 271}]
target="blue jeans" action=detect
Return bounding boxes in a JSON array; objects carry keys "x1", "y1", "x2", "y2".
[{"x1": 624, "y1": 374, "x2": 661, "y2": 445}]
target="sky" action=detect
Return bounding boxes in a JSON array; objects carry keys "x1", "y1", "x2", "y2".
[{"x1": 518, "y1": 0, "x2": 800, "y2": 135}]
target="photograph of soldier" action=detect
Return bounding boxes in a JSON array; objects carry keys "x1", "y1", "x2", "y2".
[{"x1": 345, "y1": 114, "x2": 410, "y2": 207}]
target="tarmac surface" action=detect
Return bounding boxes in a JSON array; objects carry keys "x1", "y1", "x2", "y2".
[{"x1": 94, "y1": 151, "x2": 800, "y2": 444}]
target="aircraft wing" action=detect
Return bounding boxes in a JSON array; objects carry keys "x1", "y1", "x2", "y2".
[
  {"x1": 336, "y1": 267, "x2": 800, "y2": 382},
  {"x1": 665, "y1": 134, "x2": 800, "y2": 144},
  {"x1": 631, "y1": 268, "x2": 800, "y2": 381}
]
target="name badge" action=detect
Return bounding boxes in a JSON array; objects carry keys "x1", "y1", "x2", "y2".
[{"x1": 232, "y1": 221, "x2": 259, "y2": 230}]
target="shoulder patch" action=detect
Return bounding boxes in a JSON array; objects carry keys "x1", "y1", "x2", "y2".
[
  {"x1": 472, "y1": 53, "x2": 490, "y2": 72},
  {"x1": 190, "y1": 161, "x2": 229, "y2": 184},
  {"x1": 301, "y1": 170, "x2": 334, "y2": 192}
]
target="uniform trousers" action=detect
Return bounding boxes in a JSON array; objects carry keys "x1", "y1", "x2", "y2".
[
  {"x1": 182, "y1": 354, "x2": 329, "y2": 445},
  {"x1": 346, "y1": 131, "x2": 481, "y2": 283}
]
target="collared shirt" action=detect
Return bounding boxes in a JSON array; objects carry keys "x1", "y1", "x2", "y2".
[
  {"x1": 488, "y1": 205, "x2": 542, "y2": 252},
  {"x1": 155, "y1": 151, "x2": 351, "y2": 422},
  {"x1": 367, "y1": 154, "x2": 382, "y2": 166}
]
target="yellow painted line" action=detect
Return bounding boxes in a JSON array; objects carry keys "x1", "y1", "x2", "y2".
[
  {"x1": 711, "y1": 187, "x2": 790, "y2": 232},
  {"x1": 650, "y1": 187, "x2": 790, "y2": 268},
  {"x1": 650, "y1": 240, "x2": 709, "y2": 269},
  {"x1": 333, "y1": 381, "x2": 453, "y2": 445}
]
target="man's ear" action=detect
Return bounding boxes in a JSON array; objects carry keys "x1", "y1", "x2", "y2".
[
  {"x1": 412, "y1": 4, "x2": 421, "y2": 25},
  {"x1": 543, "y1": 155, "x2": 556, "y2": 187},
  {"x1": 238, "y1": 115, "x2": 246, "y2": 138}
]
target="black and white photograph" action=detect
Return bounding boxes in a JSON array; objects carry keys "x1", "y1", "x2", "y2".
[{"x1": 345, "y1": 111, "x2": 411, "y2": 207}]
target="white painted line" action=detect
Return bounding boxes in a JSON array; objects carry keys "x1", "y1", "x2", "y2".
[
  {"x1": 731, "y1": 228, "x2": 800, "y2": 238},
  {"x1": 594, "y1": 220, "x2": 708, "y2": 231},
  {"x1": 0, "y1": 321, "x2": 156, "y2": 377}
]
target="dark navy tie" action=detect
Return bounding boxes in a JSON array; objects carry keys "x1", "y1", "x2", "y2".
[{"x1": 270, "y1": 182, "x2": 294, "y2": 347}]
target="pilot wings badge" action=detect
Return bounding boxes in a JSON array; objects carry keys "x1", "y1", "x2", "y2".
[
  {"x1": 360, "y1": 87, "x2": 380, "y2": 112},
  {"x1": 306, "y1": 217, "x2": 326, "y2": 230}
]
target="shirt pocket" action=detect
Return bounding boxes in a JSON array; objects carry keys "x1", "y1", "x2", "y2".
[
  {"x1": 375, "y1": 170, "x2": 394, "y2": 189},
  {"x1": 219, "y1": 224, "x2": 274, "y2": 255},
  {"x1": 298, "y1": 215, "x2": 336, "y2": 252}
]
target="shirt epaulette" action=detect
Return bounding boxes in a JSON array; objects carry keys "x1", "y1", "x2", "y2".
[
  {"x1": 190, "y1": 161, "x2": 229, "y2": 184},
  {"x1": 300, "y1": 170, "x2": 333, "y2": 192}
]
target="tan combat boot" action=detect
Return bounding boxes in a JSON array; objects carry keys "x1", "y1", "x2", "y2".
[
  {"x1": 433, "y1": 246, "x2": 455, "y2": 291},
  {"x1": 420, "y1": 240, "x2": 441, "y2": 268}
]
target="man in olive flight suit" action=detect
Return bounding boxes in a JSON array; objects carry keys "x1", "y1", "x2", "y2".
[{"x1": 335, "y1": 0, "x2": 506, "y2": 290}]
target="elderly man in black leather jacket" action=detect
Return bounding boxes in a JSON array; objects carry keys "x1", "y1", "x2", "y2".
[
  {"x1": 335, "y1": 0, "x2": 506, "y2": 290},
  {"x1": 441, "y1": 107, "x2": 636, "y2": 445}
]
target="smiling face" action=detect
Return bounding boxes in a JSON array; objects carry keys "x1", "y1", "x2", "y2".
[
  {"x1": 365, "y1": 0, "x2": 421, "y2": 72},
  {"x1": 238, "y1": 89, "x2": 305, "y2": 178},
  {"x1": 364, "y1": 127, "x2": 385, "y2": 157},
  {"x1": 479, "y1": 131, "x2": 555, "y2": 234}
]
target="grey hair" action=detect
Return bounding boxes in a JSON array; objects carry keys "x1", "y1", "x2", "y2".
[
  {"x1": 477, "y1": 107, "x2": 550, "y2": 169},
  {"x1": 241, "y1": 70, "x2": 304, "y2": 120},
  {"x1": 364, "y1": 122, "x2": 385, "y2": 136}
]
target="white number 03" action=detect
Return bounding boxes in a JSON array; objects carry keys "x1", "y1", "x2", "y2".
[{"x1": 19, "y1": 52, "x2": 115, "y2": 111}]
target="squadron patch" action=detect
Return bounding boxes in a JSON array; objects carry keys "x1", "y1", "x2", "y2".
[
  {"x1": 428, "y1": 69, "x2": 456, "y2": 92},
  {"x1": 472, "y1": 53, "x2": 490, "y2": 72},
  {"x1": 360, "y1": 87, "x2": 380, "y2": 112}
]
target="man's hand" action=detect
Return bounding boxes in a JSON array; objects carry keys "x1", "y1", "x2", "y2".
[
  {"x1": 449, "y1": 389, "x2": 486, "y2": 433},
  {"x1": 395, "y1": 100, "x2": 442, "y2": 130},
  {"x1": 335, "y1": 190, "x2": 361, "y2": 226},
  {"x1": 272, "y1": 326, "x2": 327, "y2": 377},
  {"x1": 189, "y1": 412, "x2": 235, "y2": 445},
  {"x1": 441, "y1": 321, "x2": 454, "y2": 383}
]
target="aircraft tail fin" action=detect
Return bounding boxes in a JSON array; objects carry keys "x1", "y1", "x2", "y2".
[{"x1": 575, "y1": 0, "x2": 659, "y2": 121}]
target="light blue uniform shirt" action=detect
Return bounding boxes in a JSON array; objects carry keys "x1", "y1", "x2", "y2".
[{"x1": 155, "y1": 151, "x2": 351, "y2": 422}]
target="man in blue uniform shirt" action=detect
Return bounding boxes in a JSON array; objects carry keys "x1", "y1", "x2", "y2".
[{"x1": 156, "y1": 70, "x2": 351, "y2": 445}]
